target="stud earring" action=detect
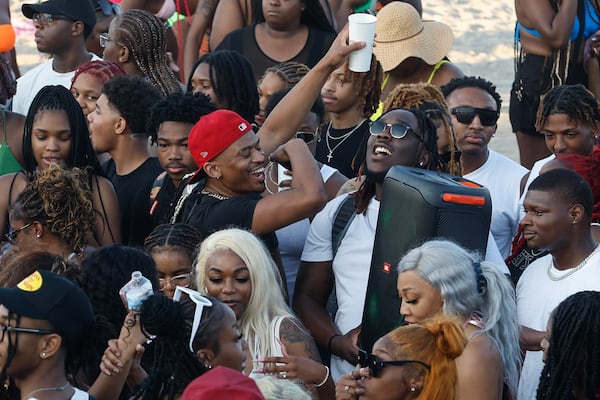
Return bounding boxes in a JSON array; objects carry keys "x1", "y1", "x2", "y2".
[
  {"x1": 419, "y1": 161, "x2": 425, "y2": 167},
  {"x1": 41, "y1": 352, "x2": 46, "y2": 358},
  {"x1": 36, "y1": 234, "x2": 41, "y2": 239},
  {"x1": 410, "y1": 387, "x2": 416, "y2": 392}
]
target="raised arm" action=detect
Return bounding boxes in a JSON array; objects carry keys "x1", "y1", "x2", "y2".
[
  {"x1": 183, "y1": 0, "x2": 219, "y2": 79},
  {"x1": 515, "y1": 0, "x2": 577, "y2": 49},
  {"x1": 257, "y1": 24, "x2": 366, "y2": 157},
  {"x1": 251, "y1": 139, "x2": 327, "y2": 234}
]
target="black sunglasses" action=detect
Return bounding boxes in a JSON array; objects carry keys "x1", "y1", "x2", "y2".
[
  {"x1": 295, "y1": 129, "x2": 317, "y2": 144},
  {"x1": 369, "y1": 121, "x2": 415, "y2": 139},
  {"x1": 450, "y1": 106, "x2": 499, "y2": 127},
  {"x1": 358, "y1": 349, "x2": 431, "y2": 378}
]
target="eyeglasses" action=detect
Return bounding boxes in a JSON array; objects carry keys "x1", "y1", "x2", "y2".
[
  {"x1": 0, "y1": 323, "x2": 54, "y2": 342},
  {"x1": 99, "y1": 33, "x2": 123, "y2": 48},
  {"x1": 358, "y1": 349, "x2": 430, "y2": 378},
  {"x1": 450, "y1": 106, "x2": 499, "y2": 127},
  {"x1": 369, "y1": 121, "x2": 415, "y2": 139},
  {"x1": 173, "y1": 286, "x2": 213, "y2": 352},
  {"x1": 32, "y1": 13, "x2": 73, "y2": 26},
  {"x1": 159, "y1": 273, "x2": 191, "y2": 291},
  {"x1": 295, "y1": 128, "x2": 319, "y2": 144},
  {"x1": 96, "y1": 0, "x2": 121, "y2": 16},
  {"x1": 5, "y1": 223, "x2": 32, "y2": 244}
]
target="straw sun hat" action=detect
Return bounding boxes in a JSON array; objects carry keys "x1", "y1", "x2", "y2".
[{"x1": 373, "y1": 2, "x2": 454, "y2": 72}]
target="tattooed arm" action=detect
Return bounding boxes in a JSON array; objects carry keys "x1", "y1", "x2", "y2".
[{"x1": 258, "y1": 317, "x2": 335, "y2": 400}]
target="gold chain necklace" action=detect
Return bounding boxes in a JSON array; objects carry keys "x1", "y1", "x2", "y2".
[
  {"x1": 547, "y1": 244, "x2": 599, "y2": 281},
  {"x1": 325, "y1": 119, "x2": 367, "y2": 163}
]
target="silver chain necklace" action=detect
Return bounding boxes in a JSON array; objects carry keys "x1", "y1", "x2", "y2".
[
  {"x1": 22, "y1": 382, "x2": 70, "y2": 400},
  {"x1": 547, "y1": 244, "x2": 600, "y2": 281},
  {"x1": 200, "y1": 190, "x2": 229, "y2": 201},
  {"x1": 325, "y1": 119, "x2": 367, "y2": 163}
]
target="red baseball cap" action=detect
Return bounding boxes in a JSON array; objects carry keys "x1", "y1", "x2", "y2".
[
  {"x1": 187, "y1": 110, "x2": 254, "y2": 184},
  {"x1": 182, "y1": 367, "x2": 265, "y2": 400}
]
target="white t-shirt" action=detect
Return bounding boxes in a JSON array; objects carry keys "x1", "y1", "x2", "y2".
[
  {"x1": 516, "y1": 249, "x2": 600, "y2": 399},
  {"x1": 301, "y1": 193, "x2": 508, "y2": 380},
  {"x1": 518, "y1": 154, "x2": 555, "y2": 221},
  {"x1": 465, "y1": 150, "x2": 528, "y2": 258},
  {"x1": 12, "y1": 55, "x2": 101, "y2": 115},
  {"x1": 30, "y1": 387, "x2": 90, "y2": 400}
]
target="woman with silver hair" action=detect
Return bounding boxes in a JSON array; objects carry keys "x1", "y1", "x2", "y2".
[{"x1": 396, "y1": 239, "x2": 520, "y2": 400}]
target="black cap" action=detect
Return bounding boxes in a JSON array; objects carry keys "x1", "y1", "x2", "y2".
[
  {"x1": 0, "y1": 270, "x2": 94, "y2": 343},
  {"x1": 22, "y1": 0, "x2": 96, "y2": 31}
]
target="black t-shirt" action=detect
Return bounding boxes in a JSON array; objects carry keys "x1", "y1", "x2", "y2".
[
  {"x1": 103, "y1": 157, "x2": 163, "y2": 247},
  {"x1": 315, "y1": 120, "x2": 369, "y2": 179},
  {"x1": 178, "y1": 185, "x2": 278, "y2": 251}
]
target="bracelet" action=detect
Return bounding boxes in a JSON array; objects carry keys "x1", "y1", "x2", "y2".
[
  {"x1": 315, "y1": 366, "x2": 330, "y2": 388},
  {"x1": 327, "y1": 334, "x2": 341, "y2": 355}
]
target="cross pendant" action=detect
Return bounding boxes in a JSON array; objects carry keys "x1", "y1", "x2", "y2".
[{"x1": 327, "y1": 152, "x2": 333, "y2": 162}]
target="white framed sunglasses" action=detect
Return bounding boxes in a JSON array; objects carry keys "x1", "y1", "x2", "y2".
[{"x1": 173, "y1": 286, "x2": 213, "y2": 352}]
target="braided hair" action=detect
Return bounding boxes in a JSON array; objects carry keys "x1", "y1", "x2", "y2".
[
  {"x1": 536, "y1": 291, "x2": 600, "y2": 400},
  {"x1": 0, "y1": 57, "x2": 16, "y2": 103},
  {"x1": 22, "y1": 85, "x2": 105, "y2": 176},
  {"x1": 354, "y1": 107, "x2": 438, "y2": 214},
  {"x1": 113, "y1": 10, "x2": 182, "y2": 97},
  {"x1": 70, "y1": 60, "x2": 125, "y2": 88},
  {"x1": 138, "y1": 294, "x2": 230, "y2": 400},
  {"x1": 186, "y1": 50, "x2": 259, "y2": 123},
  {"x1": 535, "y1": 84, "x2": 600, "y2": 137},
  {"x1": 386, "y1": 82, "x2": 461, "y2": 175},
  {"x1": 146, "y1": 92, "x2": 217, "y2": 144},
  {"x1": 10, "y1": 165, "x2": 96, "y2": 255},
  {"x1": 259, "y1": 61, "x2": 310, "y2": 87},
  {"x1": 144, "y1": 223, "x2": 203, "y2": 264}
]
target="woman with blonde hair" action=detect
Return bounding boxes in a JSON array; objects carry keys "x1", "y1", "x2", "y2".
[
  {"x1": 336, "y1": 315, "x2": 467, "y2": 400},
  {"x1": 195, "y1": 228, "x2": 334, "y2": 399}
]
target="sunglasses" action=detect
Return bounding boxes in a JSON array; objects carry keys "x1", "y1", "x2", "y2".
[
  {"x1": 32, "y1": 13, "x2": 73, "y2": 26},
  {"x1": 5, "y1": 223, "x2": 32, "y2": 244},
  {"x1": 450, "y1": 106, "x2": 499, "y2": 127},
  {"x1": 369, "y1": 120, "x2": 416, "y2": 139},
  {"x1": 358, "y1": 349, "x2": 430, "y2": 378},
  {"x1": 96, "y1": 0, "x2": 121, "y2": 16},
  {"x1": 173, "y1": 286, "x2": 213, "y2": 353}
]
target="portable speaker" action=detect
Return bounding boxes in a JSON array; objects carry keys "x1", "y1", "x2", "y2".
[{"x1": 359, "y1": 166, "x2": 492, "y2": 351}]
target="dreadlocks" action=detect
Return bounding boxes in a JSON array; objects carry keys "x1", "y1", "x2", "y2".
[
  {"x1": 536, "y1": 291, "x2": 600, "y2": 400},
  {"x1": 114, "y1": 10, "x2": 183, "y2": 97},
  {"x1": 343, "y1": 55, "x2": 384, "y2": 118},
  {"x1": 354, "y1": 107, "x2": 438, "y2": 214},
  {"x1": 386, "y1": 82, "x2": 461, "y2": 175},
  {"x1": 535, "y1": 84, "x2": 600, "y2": 134},
  {"x1": 186, "y1": 50, "x2": 259, "y2": 123}
]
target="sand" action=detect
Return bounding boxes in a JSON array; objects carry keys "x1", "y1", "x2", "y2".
[{"x1": 10, "y1": 0, "x2": 520, "y2": 161}]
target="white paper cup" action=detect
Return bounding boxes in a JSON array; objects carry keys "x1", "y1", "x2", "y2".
[{"x1": 348, "y1": 13, "x2": 377, "y2": 72}]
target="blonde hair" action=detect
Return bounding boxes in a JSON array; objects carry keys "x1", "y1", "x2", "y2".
[
  {"x1": 387, "y1": 315, "x2": 466, "y2": 400},
  {"x1": 195, "y1": 228, "x2": 296, "y2": 360}
]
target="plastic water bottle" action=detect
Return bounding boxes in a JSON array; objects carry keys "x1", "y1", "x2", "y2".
[{"x1": 119, "y1": 271, "x2": 153, "y2": 310}]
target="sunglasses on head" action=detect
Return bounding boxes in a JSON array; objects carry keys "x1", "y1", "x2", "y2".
[
  {"x1": 450, "y1": 106, "x2": 499, "y2": 127},
  {"x1": 369, "y1": 120, "x2": 415, "y2": 139},
  {"x1": 96, "y1": 0, "x2": 121, "y2": 16},
  {"x1": 173, "y1": 286, "x2": 213, "y2": 353},
  {"x1": 358, "y1": 349, "x2": 431, "y2": 378}
]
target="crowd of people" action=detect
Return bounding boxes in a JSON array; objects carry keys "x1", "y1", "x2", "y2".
[{"x1": 0, "y1": 0, "x2": 600, "y2": 398}]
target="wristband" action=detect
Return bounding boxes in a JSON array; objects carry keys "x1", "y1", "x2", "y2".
[
  {"x1": 328, "y1": 334, "x2": 341, "y2": 355},
  {"x1": 315, "y1": 366, "x2": 330, "y2": 388}
]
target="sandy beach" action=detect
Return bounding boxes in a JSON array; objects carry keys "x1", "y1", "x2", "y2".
[{"x1": 10, "y1": 0, "x2": 520, "y2": 161}]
